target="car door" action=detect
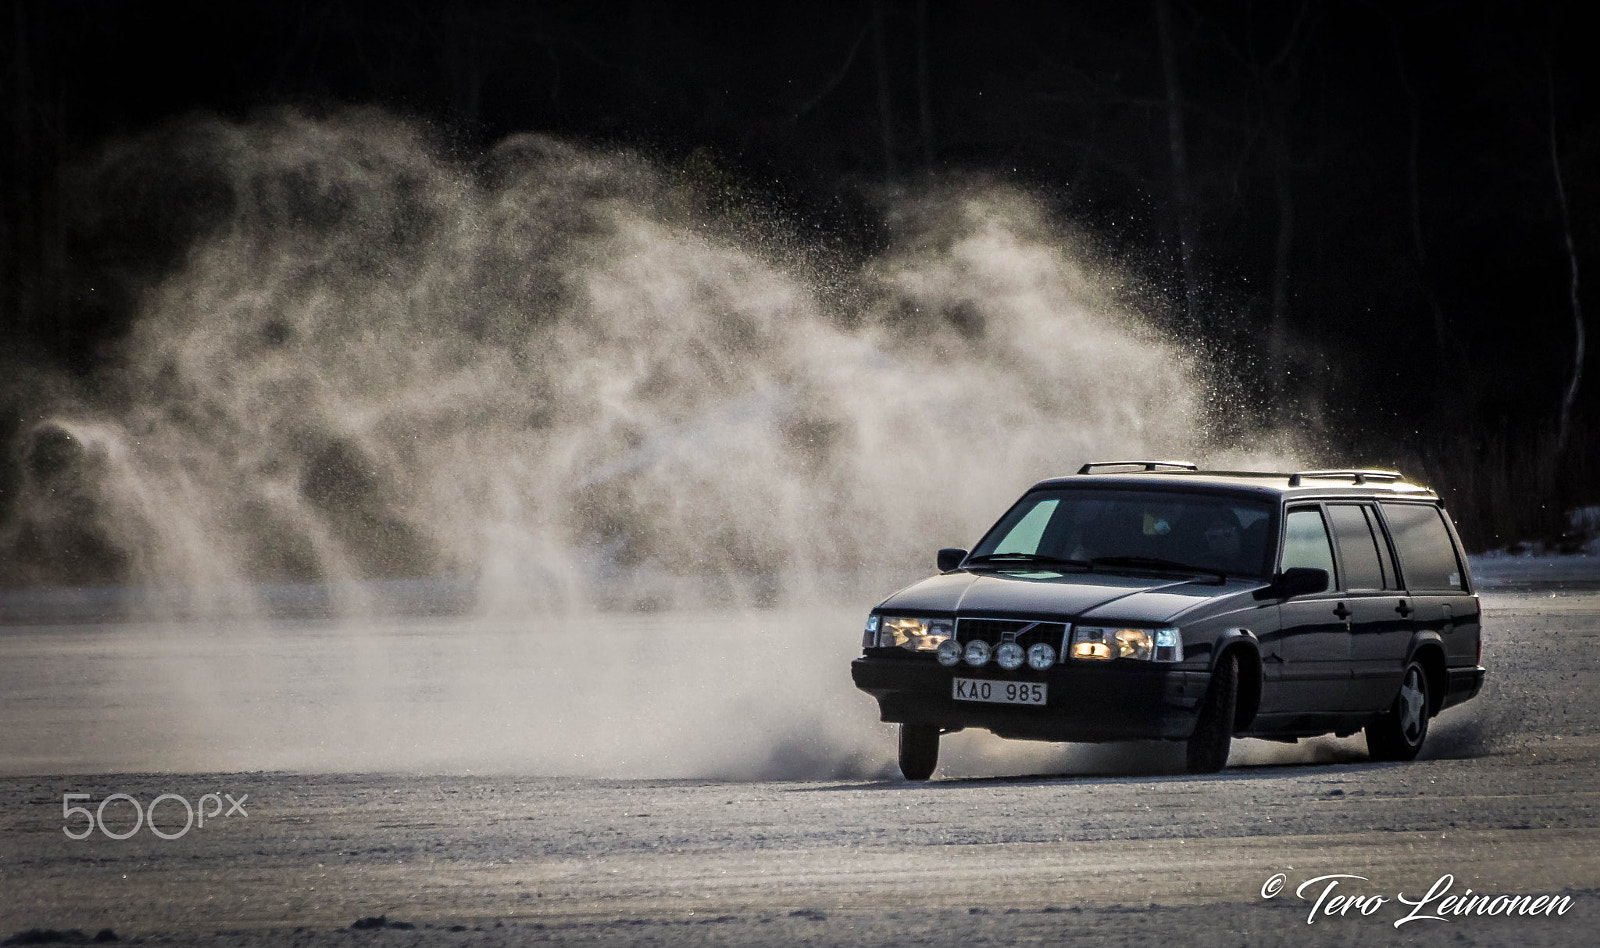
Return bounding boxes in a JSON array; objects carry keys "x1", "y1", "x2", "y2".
[
  {"x1": 1271, "y1": 505, "x2": 1350, "y2": 715},
  {"x1": 1379, "y1": 501, "x2": 1471, "y2": 689},
  {"x1": 1326, "y1": 502, "x2": 1411, "y2": 711}
]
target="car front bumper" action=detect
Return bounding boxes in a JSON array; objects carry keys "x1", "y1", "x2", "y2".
[{"x1": 850, "y1": 654, "x2": 1211, "y2": 742}]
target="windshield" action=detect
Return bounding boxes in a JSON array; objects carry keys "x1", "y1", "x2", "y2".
[{"x1": 969, "y1": 489, "x2": 1275, "y2": 578}]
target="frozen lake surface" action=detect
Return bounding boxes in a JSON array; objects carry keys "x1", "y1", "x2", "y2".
[{"x1": 4, "y1": 560, "x2": 1600, "y2": 945}]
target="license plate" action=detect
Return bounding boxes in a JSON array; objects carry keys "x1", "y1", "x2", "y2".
[{"x1": 952, "y1": 678, "x2": 1047, "y2": 705}]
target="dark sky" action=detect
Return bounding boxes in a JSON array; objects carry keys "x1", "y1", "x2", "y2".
[{"x1": 3, "y1": 0, "x2": 1596, "y2": 533}]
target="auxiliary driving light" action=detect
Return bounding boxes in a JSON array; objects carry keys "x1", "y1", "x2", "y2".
[
  {"x1": 995, "y1": 641, "x2": 1025, "y2": 670},
  {"x1": 1027, "y1": 642, "x2": 1056, "y2": 670},
  {"x1": 964, "y1": 640, "x2": 992, "y2": 667},
  {"x1": 936, "y1": 638, "x2": 962, "y2": 667}
]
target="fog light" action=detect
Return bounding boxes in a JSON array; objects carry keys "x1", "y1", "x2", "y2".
[
  {"x1": 964, "y1": 640, "x2": 991, "y2": 667},
  {"x1": 936, "y1": 638, "x2": 962, "y2": 667},
  {"x1": 996, "y1": 641, "x2": 1025, "y2": 670},
  {"x1": 1027, "y1": 642, "x2": 1056, "y2": 670}
]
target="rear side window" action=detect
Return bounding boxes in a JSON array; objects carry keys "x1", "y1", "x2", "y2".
[
  {"x1": 1363, "y1": 507, "x2": 1397, "y2": 588},
  {"x1": 1327, "y1": 504, "x2": 1385, "y2": 590},
  {"x1": 1381, "y1": 503, "x2": 1465, "y2": 591},
  {"x1": 1281, "y1": 507, "x2": 1336, "y2": 581}
]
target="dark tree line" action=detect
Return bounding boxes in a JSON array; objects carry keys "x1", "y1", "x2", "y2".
[{"x1": 2, "y1": 0, "x2": 1595, "y2": 547}]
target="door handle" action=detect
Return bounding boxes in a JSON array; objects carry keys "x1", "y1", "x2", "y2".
[
  {"x1": 1395, "y1": 599, "x2": 1413, "y2": 617},
  {"x1": 1333, "y1": 603, "x2": 1351, "y2": 620}
]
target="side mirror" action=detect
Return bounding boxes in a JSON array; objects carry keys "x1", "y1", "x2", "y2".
[
  {"x1": 937, "y1": 548, "x2": 969, "y2": 572},
  {"x1": 1261, "y1": 566, "x2": 1329, "y2": 600}
]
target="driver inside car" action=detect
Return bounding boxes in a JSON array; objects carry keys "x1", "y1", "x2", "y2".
[{"x1": 1196, "y1": 510, "x2": 1243, "y2": 573}]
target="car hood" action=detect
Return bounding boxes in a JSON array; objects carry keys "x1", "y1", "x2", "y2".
[{"x1": 876, "y1": 569, "x2": 1263, "y2": 625}]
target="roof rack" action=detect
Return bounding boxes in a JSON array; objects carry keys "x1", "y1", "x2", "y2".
[
  {"x1": 1077, "y1": 460, "x2": 1199, "y2": 475},
  {"x1": 1287, "y1": 469, "x2": 1404, "y2": 487}
]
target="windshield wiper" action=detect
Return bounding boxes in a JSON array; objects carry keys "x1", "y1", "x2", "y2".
[
  {"x1": 964, "y1": 553, "x2": 1092, "y2": 570},
  {"x1": 1087, "y1": 555, "x2": 1227, "y2": 582}
]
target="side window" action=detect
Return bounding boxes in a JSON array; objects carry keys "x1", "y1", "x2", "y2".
[
  {"x1": 1380, "y1": 503, "x2": 1465, "y2": 590},
  {"x1": 1362, "y1": 506, "x2": 1398, "y2": 589},
  {"x1": 1280, "y1": 507, "x2": 1336, "y2": 583},
  {"x1": 993, "y1": 499, "x2": 1058, "y2": 555},
  {"x1": 1326, "y1": 504, "x2": 1385, "y2": 591}
]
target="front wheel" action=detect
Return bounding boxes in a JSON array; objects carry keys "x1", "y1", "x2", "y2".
[
  {"x1": 1186, "y1": 652, "x2": 1238, "y2": 773},
  {"x1": 898, "y1": 724, "x2": 940, "y2": 781},
  {"x1": 1366, "y1": 661, "x2": 1431, "y2": 761}
]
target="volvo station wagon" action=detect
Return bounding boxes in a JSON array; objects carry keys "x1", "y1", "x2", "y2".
[{"x1": 850, "y1": 462, "x2": 1486, "y2": 779}]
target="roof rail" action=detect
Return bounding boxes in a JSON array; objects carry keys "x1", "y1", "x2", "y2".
[
  {"x1": 1287, "y1": 469, "x2": 1404, "y2": 487},
  {"x1": 1077, "y1": 460, "x2": 1199, "y2": 475}
]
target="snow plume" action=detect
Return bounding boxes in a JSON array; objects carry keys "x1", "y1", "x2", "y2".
[{"x1": 3, "y1": 109, "x2": 1236, "y2": 614}]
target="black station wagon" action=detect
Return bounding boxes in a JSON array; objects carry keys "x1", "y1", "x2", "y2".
[{"x1": 850, "y1": 462, "x2": 1486, "y2": 779}]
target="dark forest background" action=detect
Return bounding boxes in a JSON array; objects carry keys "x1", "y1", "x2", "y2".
[{"x1": 2, "y1": 0, "x2": 1596, "y2": 552}]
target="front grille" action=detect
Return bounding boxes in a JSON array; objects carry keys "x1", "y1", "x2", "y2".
[{"x1": 955, "y1": 618, "x2": 1069, "y2": 653}]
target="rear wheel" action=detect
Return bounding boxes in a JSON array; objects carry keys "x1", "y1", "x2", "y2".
[
  {"x1": 898, "y1": 724, "x2": 940, "y2": 781},
  {"x1": 1186, "y1": 652, "x2": 1238, "y2": 773},
  {"x1": 1366, "y1": 661, "x2": 1431, "y2": 761}
]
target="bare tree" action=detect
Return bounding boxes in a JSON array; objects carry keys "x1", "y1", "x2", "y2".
[
  {"x1": 915, "y1": 0, "x2": 935, "y2": 170},
  {"x1": 1199, "y1": 1, "x2": 1315, "y2": 410},
  {"x1": 1548, "y1": 61, "x2": 1585, "y2": 455},
  {"x1": 1154, "y1": 0, "x2": 1199, "y2": 331},
  {"x1": 1384, "y1": 11, "x2": 1455, "y2": 392},
  {"x1": 871, "y1": 0, "x2": 899, "y2": 181},
  {"x1": 3, "y1": 1, "x2": 66, "y2": 351},
  {"x1": 1214, "y1": 1, "x2": 1313, "y2": 408},
  {"x1": 5, "y1": 1, "x2": 37, "y2": 342}
]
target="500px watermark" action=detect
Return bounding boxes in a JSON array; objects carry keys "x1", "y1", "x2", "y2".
[
  {"x1": 1261, "y1": 872, "x2": 1573, "y2": 927},
  {"x1": 62, "y1": 792, "x2": 248, "y2": 840}
]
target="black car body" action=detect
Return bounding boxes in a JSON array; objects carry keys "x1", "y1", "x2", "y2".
[{"x1": 850, "y1": 463, "x2": 1486, "y2": 778}]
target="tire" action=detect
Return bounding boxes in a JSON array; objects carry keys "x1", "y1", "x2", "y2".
[
  {"x1": 1366, "y1": 660, "x2": 1431, "y2": 761},
  {"x1": 1186, "y1": 651, "x2": 1238, "y2": 774},
  {"x1": 898, "y1": 724, "x2": 940, "y2": 781}
]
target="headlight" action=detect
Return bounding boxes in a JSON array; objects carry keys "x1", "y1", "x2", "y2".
[
  {"x1": 1027, "y1": 642, "x2": 1056, "y2": 670},
  {"x1": 995, "y1": 641, "x2": 1025, "y2": 670},
  {"x1": 1116, "y1": 628, "x2": 1154, "y2": 661},
  {"x1": 1070, "y1": 627, "x2": 1112, "y2": 660},
  {"x1": 936, "y1": 638, "x2": 963, "y2": 666},
  {"x1": 964, "y1": 640, "x2": 991, "y2": 667},
  {"x1": 870, "y1": 615, "x2": 954, "y2": 652},
  {"x1": 1071, "y1": 626, "x2": 1182, "y2": 662}
]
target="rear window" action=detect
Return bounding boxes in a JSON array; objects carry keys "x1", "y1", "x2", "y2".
[{"x1": 1380, "y1": 503, "x2": 1465, "y2": 591}]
